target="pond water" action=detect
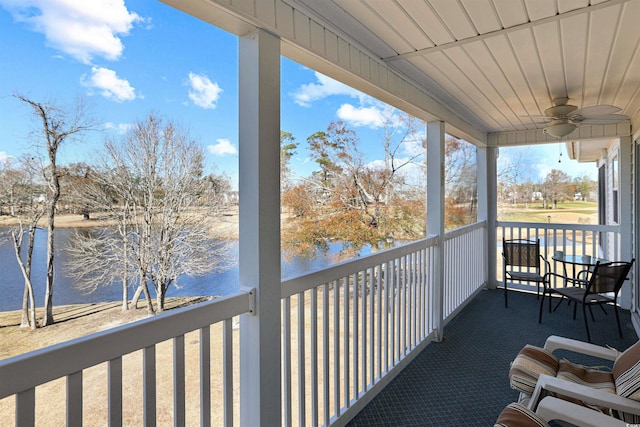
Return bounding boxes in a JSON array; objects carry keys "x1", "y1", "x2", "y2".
[{"x1": 0, "y1": 228, "x2": 375, "y2": 311}]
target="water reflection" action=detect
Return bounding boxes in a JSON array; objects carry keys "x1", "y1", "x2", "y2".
[{"x1": 0, "y1": 228, "x2": 380, "y2": 311}]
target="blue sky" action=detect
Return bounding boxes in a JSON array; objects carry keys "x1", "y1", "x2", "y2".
[{"x1": 0, "y1": 0, "x2": 597, "y2": 189}]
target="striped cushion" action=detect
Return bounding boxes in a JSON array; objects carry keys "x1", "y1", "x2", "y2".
[
  {"x1": 556, "y1": 359, "x2": 615, "y2": 394},
  {"x1": 552, "y1": 359, "x2": 615, "y2": 415},
  {"x1": 509, "y1": 345, "x2": 559, "y2": 394},
  {"x1": 613, "y1": 340, "x2": 640, "y2": 401},
  {"x1": 494, "y1": 402, "x2": 548, "y2": 427}
]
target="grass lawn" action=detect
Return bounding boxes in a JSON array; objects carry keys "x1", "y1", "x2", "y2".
[{"x1": 498, "y1": 201, "x2": 597, "y2": 224}]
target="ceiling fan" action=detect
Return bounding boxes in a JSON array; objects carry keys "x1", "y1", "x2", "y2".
[{"x1": 532, "y1": 97, "x2": 629, "y2": 138}]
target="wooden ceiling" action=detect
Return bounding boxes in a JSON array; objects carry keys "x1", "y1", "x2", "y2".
[{"x1": 289, "y1": 0, "x2": 640, "y2": 140}]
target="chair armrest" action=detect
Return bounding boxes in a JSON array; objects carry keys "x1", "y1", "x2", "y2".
[
  {"x1": 539, "y1": 254, "x2": 551, "y2": 274},
  {"x1": 531, "y1": 375, "x2": 640, "y2": 416},
  {"x1": 544, "y1": 271, "x2": 566, "y2": 284},
  {"x1": 576, "y1": 269, "x2": 592, "y2": 281},
  {"x1": 536, "y1": 396, "x2": 627, "y2": 427},
  {"x1": 543, "y1": 335, "x2": 618, "y2": 361}
]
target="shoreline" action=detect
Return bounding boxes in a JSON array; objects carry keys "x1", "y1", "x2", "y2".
[{"x1": 0, "y1": 206, "x2": 241, "y2": 239}]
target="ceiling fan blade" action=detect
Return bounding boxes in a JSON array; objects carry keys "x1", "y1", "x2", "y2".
[
  {"x1": 522, "y1": 115, "x2": 553, "y2": 123},
  {"x1": 571, "y1": 104, "x2": 621, "y2": 117},
  {"x1": 573, "y1": 114, "x2": 629, "y2": 125}
]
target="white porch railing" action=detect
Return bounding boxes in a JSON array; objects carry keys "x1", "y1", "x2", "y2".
[
  {"x1": 280, "y1": 220, "x2": 487, "y2": 426},
  {"x1": 0, "y1": 221, "x2": 488, "y2": 426},
  {"x1": 0, "y1": 291, "x2": 252, "y2": 427},
  {"x1": 443, "y1": 222, "x2": 488, "y2": 321},
  {"x1": 497, "y1": 221, "x2": 622, "y2": 291}
]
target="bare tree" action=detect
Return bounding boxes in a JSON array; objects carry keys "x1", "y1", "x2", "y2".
[
  {"x1": 0, "y1": 156, "x2": 44, "y2": 328},
  {"x1": 66, "y1": 114, "x2": 233, "y2": 313},
  {"x1": 14, "y1": 94, "x2": 95, "y2": 326},
  {"x1": 543, "y1": 169, "x2": 572, "y2": 208}
]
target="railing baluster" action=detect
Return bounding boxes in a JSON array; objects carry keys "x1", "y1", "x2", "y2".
[
  {"x1": 383, "y1": 261, "x2": 389, "y2": 373},
  {"x1": 353, "y1": 272, "x2": 359, "y2": 400},
  {"x1": 200, "y1": 326, "x2": 211, "y2": 427},
  {"x1": 333, "y1": 279, "x2": 340, "y2": 418},
  {"x1": 311, "y1": 287, "x2": 318, "y2": 427},
  {"x1": 376, "y1": 264, "x2": 382, "y2": 380},
  {"x1": 283, "y1": 298, "x2": 292, "y2": 427},
  {"x1": 401, "y1": 256, "x2": 406, "y2": 355},
  {"x1": 368, "y1": 266, "x2": 374, "y2": 389},
  {"x1": 410, "y1": 253, "x2": 416, "y2": 348},
  {"x1": 16, "y1": 387, "x2": 35, "y2": 427},
  {"x1": 109, "y1": 357, "x2": 123, "y2": 427},
  {"x1": 389, "y1": 260, "x2": 396, "y2": 368},
  {"x1": 174, "y1": 335, "x2": 185, "y2": 427},
  {"x1": 361, "y1": 270, "x2": 367, "y2": 392},
  {"x1": 417, "y1": 249, "x2": 423, "y2": 340},
  {"x1": 360, "y1": 269, "x2": 368, "y2": 393},
  {"x1": 143, "y1": 345, "x2": 156, "y2": 427},
  {"x1": 223, "y1": 319, "x2": 233, "y2": 427},
  {"x1": 66, "y1": 371, "x2": 83, "y2": 426},
  {"x1": 323, "y1": 283, "x2": 330, "y2": 427},
  {"x1": 298, "y1": 292, "x2": 306, "y2": 427},
  {"x1": 343, "y1": 276, "x2": 349, "y2": 409}
]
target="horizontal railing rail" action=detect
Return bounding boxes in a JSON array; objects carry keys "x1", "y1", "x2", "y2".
[
  {"x1": 281, "y1": 236, "x2": 439, "y2": 299},
  {"x1": 0, "y1": 290, "x2": 253, "y2": 426}
]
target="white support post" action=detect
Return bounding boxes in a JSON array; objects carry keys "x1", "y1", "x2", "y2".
[
  {"x1": 619, "y1": 135, "x2": 633, "y2": 309},
  {"x1": 238, "y1": 29, "x2": 281, "y2": 427},
  {"x1": 426, "y1": 121, "x2": 445, "y2": 341},
  {"x1": 477, "y1": 145, "x2": 498, "y2": 289}
]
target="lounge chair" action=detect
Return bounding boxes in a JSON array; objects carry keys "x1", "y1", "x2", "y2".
[
  {"x1": 495, "y1": 396, "x2": 627, "y2": 426},
  {"x1": 508, "y1": 335, "x2": 640, "y2": 423}
]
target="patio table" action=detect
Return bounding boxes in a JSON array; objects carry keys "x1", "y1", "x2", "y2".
[{"x1": 551, "y1": 253, "x2": 609, "y2": 287}]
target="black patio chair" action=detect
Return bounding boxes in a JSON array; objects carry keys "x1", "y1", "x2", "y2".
[
  {"x1": 502, "y1": 238, "x2": 550, "y2": 308},
  {"x1": 539, "y1": 259, "x2": 635, "y2": 342}
]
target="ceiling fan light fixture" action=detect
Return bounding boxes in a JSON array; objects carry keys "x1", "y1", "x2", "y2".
[{"x1": 543, "y1": 120, "x2": 577, "y2": 138}]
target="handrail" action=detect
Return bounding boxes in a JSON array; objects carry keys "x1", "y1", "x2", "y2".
[
  {"x1": 0, "y1": 290, "x2": 252, "y2": 399},
  {"x1": 281, "y1": 235, "x2": 439, "y2": 298},
  {"x1": 281, "y1": 222, "x2": 487, "y2": 299},
  {"x1": 443, "y1": 220, "x2": 487, "y2": 240},
  {"x1": 498, "y1": 221, "x2": 619, "y2": 233}
]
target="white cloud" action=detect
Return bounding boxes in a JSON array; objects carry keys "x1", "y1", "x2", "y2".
[
  {"x1": 0, "y1": 152, "x2": 13, "y2": 164},
  {"x1": 208, "y1": 139, "x2": 237, "y2": 156},
  {"x1": 0, "y1": 0, "x2": 144, "y2": 64},
  {"x1": 81, "y1": 66, "x2": 136, "y2": 102},
  {"x1": 403, "y1": 130, "x2": 426, "y2": 157},
  {"x1": 104, "y1": 122, "x2": 133, "y2": 134},
  {"x1": 336, "y1": 104, "x2": 386, "y2": 128},
  {"x1": 292, "y1": 72, "x2": 363, "y2": 107},
  {"x1": 187, "y1": 73, "x2": 222, "y2": 109}
]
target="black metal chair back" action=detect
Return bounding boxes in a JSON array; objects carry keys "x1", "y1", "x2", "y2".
[
  {"x1": 540, "y1": 259, "x2": 635, "y2": 342},
  {"x1": 503, "y1": 239, "x2": 549, "y2": 307},
  {"x1": 586, "y1": 260, "x2": 633, "y2": 297},
  {"x1": 504, "y1": 239, "x2": 541, "y2": 269}
]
